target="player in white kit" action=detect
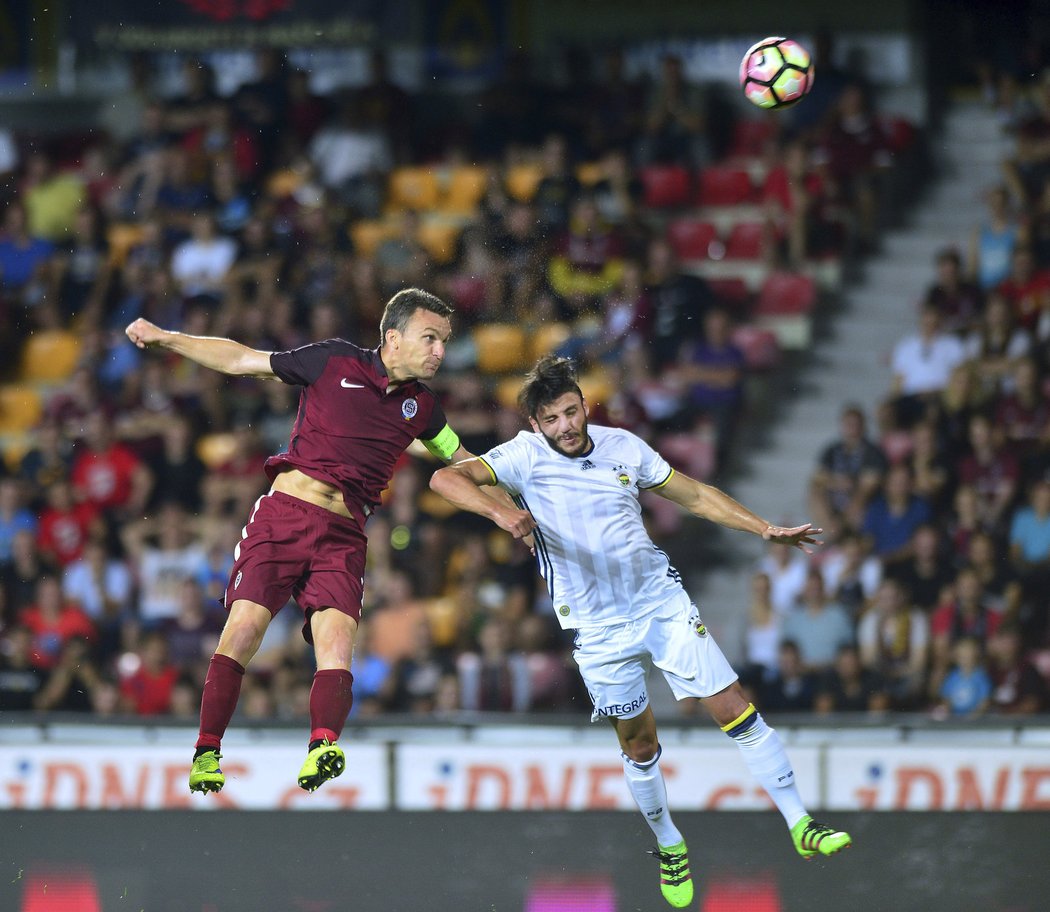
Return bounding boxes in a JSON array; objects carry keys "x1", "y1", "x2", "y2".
[{"x1": 430, "y1": 355, "x2": 851, "y2": 909}]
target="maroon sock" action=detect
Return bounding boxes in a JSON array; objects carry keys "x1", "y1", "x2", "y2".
[
  {"x1": 195, "y1": 654, "x2": 246, "y2": 752},
  {"x1": 309, "y1": 669, "x2": 354, "y2": 744}
]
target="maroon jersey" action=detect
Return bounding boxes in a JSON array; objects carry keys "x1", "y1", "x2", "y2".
[{"x1": 266, "y1": 339, "x2": 447, "y2": 512}]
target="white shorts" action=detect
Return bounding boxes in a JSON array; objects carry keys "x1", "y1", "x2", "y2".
[{"x1": 572, "y1": 590, "x2": 738, "y2": 722}]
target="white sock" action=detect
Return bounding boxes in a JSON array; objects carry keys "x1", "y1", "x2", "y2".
[
  {"x1": 621, "y1": 744, "x2": 684, "y2": 848},
  {"x1": 724, "y1": 705, "x2": 808, "y2": 829}
]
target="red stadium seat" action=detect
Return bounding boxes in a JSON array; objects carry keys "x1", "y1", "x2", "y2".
[
  {"x1": 666, "y1": 218, "x2": 719, "y2": 260},
  {"x1": 707, "y1": 277, "x2": 751, "y2": 309},
  {"x1": 731, "y1": 325, "x2": 781, "y2": 370},
  {"x1": 697, "y1": 166, "x2": 755, "y2": 206},
  {"x1": 639, "y1": 165, "x2": 691, "y2": 208},
  {"x1": 755, "y1": 271, "x2": 817, "y2": 315},
  {"x1": 730, "y1": 119, "x2": 780, "y2": 157},
  {"x1": 724, "y1": 222, "x2": 766, "y2": 260}
]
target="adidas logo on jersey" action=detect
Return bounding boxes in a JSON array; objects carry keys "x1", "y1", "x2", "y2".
[{"x1": 580, "y1": 459, "x2": 597, "y2": 470}]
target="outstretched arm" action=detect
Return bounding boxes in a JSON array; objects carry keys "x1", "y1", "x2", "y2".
[
  {"x1": 430, "y1": 457, "x2": 536, "y2": 540},
  {"x1": 125, "y1": 318, "x2": 276, "y2": 378},
  {"x1": 655, "y1": 471, "x2": 822, "y2": 552}
]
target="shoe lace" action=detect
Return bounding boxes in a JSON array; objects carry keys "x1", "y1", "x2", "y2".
[
  {"x1": 648, "y1": 849, "x2": 691, "y2": 886},
  {"x1": 802, "y1": 821, "x2": 836, "y2": 850}
]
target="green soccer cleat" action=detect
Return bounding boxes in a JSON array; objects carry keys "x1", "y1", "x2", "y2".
[
  {"x1": 297, "y1": 739, "x2": 346, "y2": 792},
  {"x1": 189, "y1": 750, "x2": 225, "y2": 794},
  {"x1": 790, "y1": 816, "x2": 852, "y2": 859},
  {"x1": 648, "y1": 840, "x2": 694, "y2": 908}
]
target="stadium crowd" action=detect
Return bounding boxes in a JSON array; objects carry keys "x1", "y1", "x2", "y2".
[
  {"x1": 741, "y1": 68, "x2": 1050, "y2": 719},
  {"x1": 0, "y1": 44, "x2": 925, "y2": 720}
]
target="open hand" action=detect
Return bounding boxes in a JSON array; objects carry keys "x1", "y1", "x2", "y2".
[
  {"x1": 762, "y1": 523, "x2": 823, "y2": 554},
  {"x1": 125, "y1": 318, "x2": 167, "y2": 349}
]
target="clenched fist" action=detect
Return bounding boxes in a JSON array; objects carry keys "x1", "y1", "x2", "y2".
[{"x1": 125, "y1": 318, "x2": 168, "y2": 350}]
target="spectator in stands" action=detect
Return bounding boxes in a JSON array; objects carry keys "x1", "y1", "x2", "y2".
[
  {"x1": 170, "y1": 213, "x2": 238, "y2": 300},
  {"x1": 819, "y1": 529, "x2": 882, "y2": 618},
  {"x1": 516, "y1": 613, "x2": 573, "y2": 712},
  {"x1": 0, "y1": 625, "x2": 46, "y2": 710},
  {"x1": 885, "y1": 523, "x2": 954, "y2": 613},
  {"x1": 533, "y1": 133, "x2": 581, "y2": 233},
  {"x1": 22, "y1": 151, "x2": 85, "y2": 243},
  {"x1": 640, "y1": 54, "x2": 709, "y2": 167},
  {"x1": 995, "y1": 358, "x2": 1050, "y2": 459},
  {"x1": 17, "y1": 420, "x2": 73, "y2": 500},
  {"x1": 961, "y1": 289, "x2": 1029, "y2": 403},
  {"x1": 988, "y1": 623, "x2": 1047, "y2": 714},
  {"x1": 0, "y1": 202, "x2": 55, "y2": 299},
  {"x1": 994, "y1": 245, "x2": 1050, "y2": 333},
  {"x1": 346, "y1": 624, "x2": 390, "y2": 718},
  {"x1": 857, "y1": 578, "x2": 930, "y2": 709},
  {"x1": 740, "y1": 571, "x2": 780, "y2": 689},
  {"x1": 809, "y1": 404, "x2": 886, "y2": 529},
  {"x1": 969, "y1": 184, "x2": 1022, "y2": 291},
  {"x1": 547, "y1": 193, "x2": 624, "y2": 318},
  {"x1": 19, "y1": 574, "x2": 96, "y2": 671},
  {"x1": 36, "y1": 477, "x2": 99, "y2": 568},
  {"x1": 457, "y1": 616, "x2": 530, "y2": 712},
  {"x1": 890, "y1": 303, "x2": 967, "y2": 427},
  {"x1": 160, "y1": 578, "x2": 222, "y2": 672},
  {"x1": 120, "y1": 501, "x2": 208, "y2": 627},
  {"x1": 0, "y1": 478, "x2": 37, "y2": 564},
  {"x1": 968, "y1": 530, "x2": 1023, "y2": 620},
  {"x1": 924, "y1": 247, "x2": 983, "y2": 335},
  {"x1": 757, "y1": 639, "x2": 817, "y2": 712},
  {"x1": 934, "y1": 635, "x2": 992, "y2": 717},
  {"x1": 906, "y1": 421, "x2": 951, "y2": 513},
  {"x1": 34, "y1": 636, "x2": 102, "y2": 712},
  {"x1": 780, "y1": 570, "x2": 854, "y2": 673},
  {"x1": 676, "y1": 306, "x2": 745, "y2": 467},
  {"x1": 759, "y1": 541, "x2": 809, "y2": 616},
  {"x1": 308, "y1": 94, "x2": 390, "y2": 218},
  {"x1": 62, "y1": 538, "x2": 133, "y2": 663},
  {"x1": 1010, "y1": 476, "x2": 1050, "y2": 602},
  {"x1": 147, "y1": 414, "x2": 206, "y2": 512},
  {"x1": 119, "y1": 631, "x2": 180, "y2": 716},
  {"x1": 381, "y1": 618, "x2": 453, "y2": 714},
  {"x1": 930, "y1": 566, "x2": 1004, "y2": 693},
  {"x1": 2, "y1": 530, "x2": 51, "y2": 620},
  {"x1": 862, "y1": 464, "x2": 931, "y2": 560},
  {"x1": 643, "y1": 236, "x2": 712, "y2": 372},
  {"x1": 70, "y1": 409, "x2": 153, "y2": 519},
  {"x1": 55, "y1": 205, "x2": 112, "y2": 325},
  {"x1": 956, "y1": 412, "x2": 1020, "y2": 531},
  {"x1": 813, "y1": 643, "x2": 889, "y2": 714}
]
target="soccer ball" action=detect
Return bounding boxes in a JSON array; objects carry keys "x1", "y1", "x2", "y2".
[{"x1": 739, "y1": 37, "x2": 814, "y2": 110}]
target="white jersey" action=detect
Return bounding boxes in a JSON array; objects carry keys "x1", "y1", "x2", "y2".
[{"x1": 480, "y1": 425, "x2": 684, "y2": 629}]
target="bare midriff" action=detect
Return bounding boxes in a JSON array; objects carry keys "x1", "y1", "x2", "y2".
[{"x1": 270, "y1": 468, "x2": 355, "y2": 520}]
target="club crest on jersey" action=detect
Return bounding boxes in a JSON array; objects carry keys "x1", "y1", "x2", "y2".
[
  {"x1": 402, "y1": 398, "x2": 418, "y2": 421},
  {"x1": 234, "y1": 571, "x2": 242, "y2": 590},
  {"x1": 613, "y1": 464, "x2": 632, "y2": 487}
]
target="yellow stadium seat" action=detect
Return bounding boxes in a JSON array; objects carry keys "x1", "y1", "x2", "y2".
[
  {"x1": 576, "y1": 162, "x2": 605, "y2": 186},
  {"x1": 473, "y1": 324, "x2": 528, "y2": 375},
  {"x1": 20, "y1": 331, "x2": 81, "y2": 384},
  {"x1": 349, "y1": 219, "x2": 398, "y2": 257},
  {"x1": 196, "y1": 432, "x2": 239, "y2": 469},
  {"x1": 528, "y1": 322, "x2": 572, "y2": 361},
  {"x1": 578, "y1": 369, "x2": 615, "y2": 406},
  {"x1": 106, "y1": 223, "x2": 146, "y2": 267},
  {"x1": 505, "y1": 163, "x2": 543, "y2": 202},
  {"x1": 0, "y1": 385, "x2": 43, "y2": 434},
  {"x1": 442, "y1": 165, "x2": 489, "y2": 215},
  {"x1": 416, "y1": 220, "x2": 461, "y2": 264},
  {"x1": 388, "y1": 167, "x2": 441, "y2": 212},
  {"x1": 495, "y1": 376, "x2": 522, "y2": 411}
]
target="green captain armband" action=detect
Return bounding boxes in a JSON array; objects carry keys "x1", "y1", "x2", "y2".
[{"x1": 421, "y1": 424, "x2": 461, "y2": 462}]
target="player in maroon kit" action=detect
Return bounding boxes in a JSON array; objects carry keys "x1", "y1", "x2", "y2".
[{"x1": 126, "y1": 288, "x2": 489, "y2": 794}]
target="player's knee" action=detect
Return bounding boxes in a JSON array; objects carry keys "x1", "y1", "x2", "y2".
[{"x1": 622, "y1": 731, "x2": 659, "y2": 764}]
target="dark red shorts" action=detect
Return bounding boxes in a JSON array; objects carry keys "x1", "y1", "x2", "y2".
[{"x1": 224, "y1": 491, "x2": 368, "y2": 641}]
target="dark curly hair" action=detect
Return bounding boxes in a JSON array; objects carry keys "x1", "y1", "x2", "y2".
[{"x1": 518, "y1": 354, "x2": 583, "y2": 418}]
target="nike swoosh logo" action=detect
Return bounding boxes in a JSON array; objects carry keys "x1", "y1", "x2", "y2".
[{"x1": 340, "y1": 379, "x2": 366, "y2": 388}]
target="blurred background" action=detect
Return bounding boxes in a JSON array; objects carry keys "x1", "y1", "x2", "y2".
[{"x1": 0, "y1": 0, "x2": 1049, "y2": 910}]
